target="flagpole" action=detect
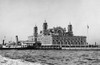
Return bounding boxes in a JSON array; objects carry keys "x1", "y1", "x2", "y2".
[{"x1": 87, "y1": 25, "x2": 89, "y2": 45}]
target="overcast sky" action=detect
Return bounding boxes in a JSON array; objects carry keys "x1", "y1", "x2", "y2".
[{"x1": 0, "y1": 0, "x2": 100, "y2": 44}]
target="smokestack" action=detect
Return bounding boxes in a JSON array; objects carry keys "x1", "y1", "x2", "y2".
[
  {"x1": 2, "y1": 40, "x2": 5, "y2": 45},
  {"x1": 16, "y1": 35, "x2": 18, "y2": 44}
]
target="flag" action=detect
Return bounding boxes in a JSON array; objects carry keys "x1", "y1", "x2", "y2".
[{"x1": 87, "y1": 25, "x2": 89, "y2": 29}]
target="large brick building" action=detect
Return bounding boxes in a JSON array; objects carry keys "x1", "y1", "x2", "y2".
[{"x1": 28, "y1": 20, "x2": 87, "y2": 46}]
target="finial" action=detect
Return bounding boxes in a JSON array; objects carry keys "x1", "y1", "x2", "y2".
[
  {"x1": 69, "y1": 21, "x2": 71, "y2": 25},
  {"x1": 34, "y1": 25, "x2": 37, "y2": 28},
  {"x1": 44, "y1": 20, "x2": 46, "y2": 23}
]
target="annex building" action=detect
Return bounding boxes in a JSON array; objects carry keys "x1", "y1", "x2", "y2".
[{"x1": 28, "y1": 20, "x2": 87, "y2": 46}]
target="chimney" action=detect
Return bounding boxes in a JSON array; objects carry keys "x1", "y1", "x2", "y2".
[
  {"x1": 2, "y1": 40, "x2": 5, "y2": 45},
  {"x1": 16, "y1": 35, "x2": 18, "y2": 44}
]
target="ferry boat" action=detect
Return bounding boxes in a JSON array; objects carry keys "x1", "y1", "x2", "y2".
[{"x1": 0, "y1": 42, "x2": 100, "y2": 51}]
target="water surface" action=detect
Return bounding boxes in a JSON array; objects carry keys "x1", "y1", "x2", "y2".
[{"x1": 0, "y1": 50, "x2": 100, "y2": 65}]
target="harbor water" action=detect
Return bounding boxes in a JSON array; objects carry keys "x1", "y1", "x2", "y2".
[{"x1": 0, "y1": 50, "x2": 100, "y2": 65}]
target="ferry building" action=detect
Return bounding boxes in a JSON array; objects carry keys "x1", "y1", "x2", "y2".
[{"x1": 28, "y1": 20, "x2": 87, "y2": 46}]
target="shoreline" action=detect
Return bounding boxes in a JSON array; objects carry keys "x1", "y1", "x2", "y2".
[{"x1": 0, "y1": 47, "x2": 100, "y2": 51}]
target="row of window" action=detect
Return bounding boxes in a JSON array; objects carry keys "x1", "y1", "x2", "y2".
[
  {"x1": 53, "y1": 39, "x2": 86, "y2": 45},
  {"x1": 53, "y1": 37, "x2": 86, "y2": 41}
]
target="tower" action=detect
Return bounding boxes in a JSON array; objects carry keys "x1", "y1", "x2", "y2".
[
  {"x1": 34, "y1": 25, "x2": 38, "y2": 42},
  {"x1": 43, "y1": 20, "x2": 48, "y2": 35},
  {"x1": 68, "y1": 22, "x2": 73, "y2": 36}
]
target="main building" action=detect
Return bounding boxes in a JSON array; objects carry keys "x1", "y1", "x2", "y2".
[{"x1": 28, "y1": 20, "x2": 87, "y2": 46}]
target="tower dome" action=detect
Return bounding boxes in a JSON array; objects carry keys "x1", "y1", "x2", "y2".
[
  {"x1": 34, "y1": 25, "x2": 38, "y2": 42},
  {"x1": 68, "y1": 22, "x2": 73, "y2": 36},
  {"x1": 43, "y1": 20, "x2": 48, "y2": 35}
]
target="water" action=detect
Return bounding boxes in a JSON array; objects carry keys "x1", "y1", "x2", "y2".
[
  {"x1": 0, "y1": 55, "x2": 42, "y2": 65},
  {"x1": 0, "y1": 50, "x2": 100, "y2": 65}
]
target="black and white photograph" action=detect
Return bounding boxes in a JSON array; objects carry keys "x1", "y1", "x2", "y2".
[{"x1": 0, "y1": 0, "x2": 100, "y2": 65}]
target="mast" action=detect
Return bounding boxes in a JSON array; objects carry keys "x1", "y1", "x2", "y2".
[{"x1": 87, "y1": 25, "x2": 89, "y2": 45}]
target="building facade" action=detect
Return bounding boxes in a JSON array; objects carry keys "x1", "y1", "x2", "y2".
[{"x1": 28, "y1": 21, "x2": 87, "y2": 46}]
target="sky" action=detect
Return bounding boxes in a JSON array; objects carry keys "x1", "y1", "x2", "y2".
[{"x1": 0, "y1": 0, "x2": 100, "y2": 44}]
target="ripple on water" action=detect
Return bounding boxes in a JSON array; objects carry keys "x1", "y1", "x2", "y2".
[{"x1": 0, "y1": 50, "x2": 100, "y2": 65}]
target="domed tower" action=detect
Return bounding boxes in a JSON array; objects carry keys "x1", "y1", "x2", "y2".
[
  {"x1": 68, "y1": 22, "x2": 73, "y2": 36},
  {"x1": 34, "y1": 25, "x2": 38, "y2": 42},
  {"x1": 43, "y1": 20, "x2": 48, "y2": 35}
]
